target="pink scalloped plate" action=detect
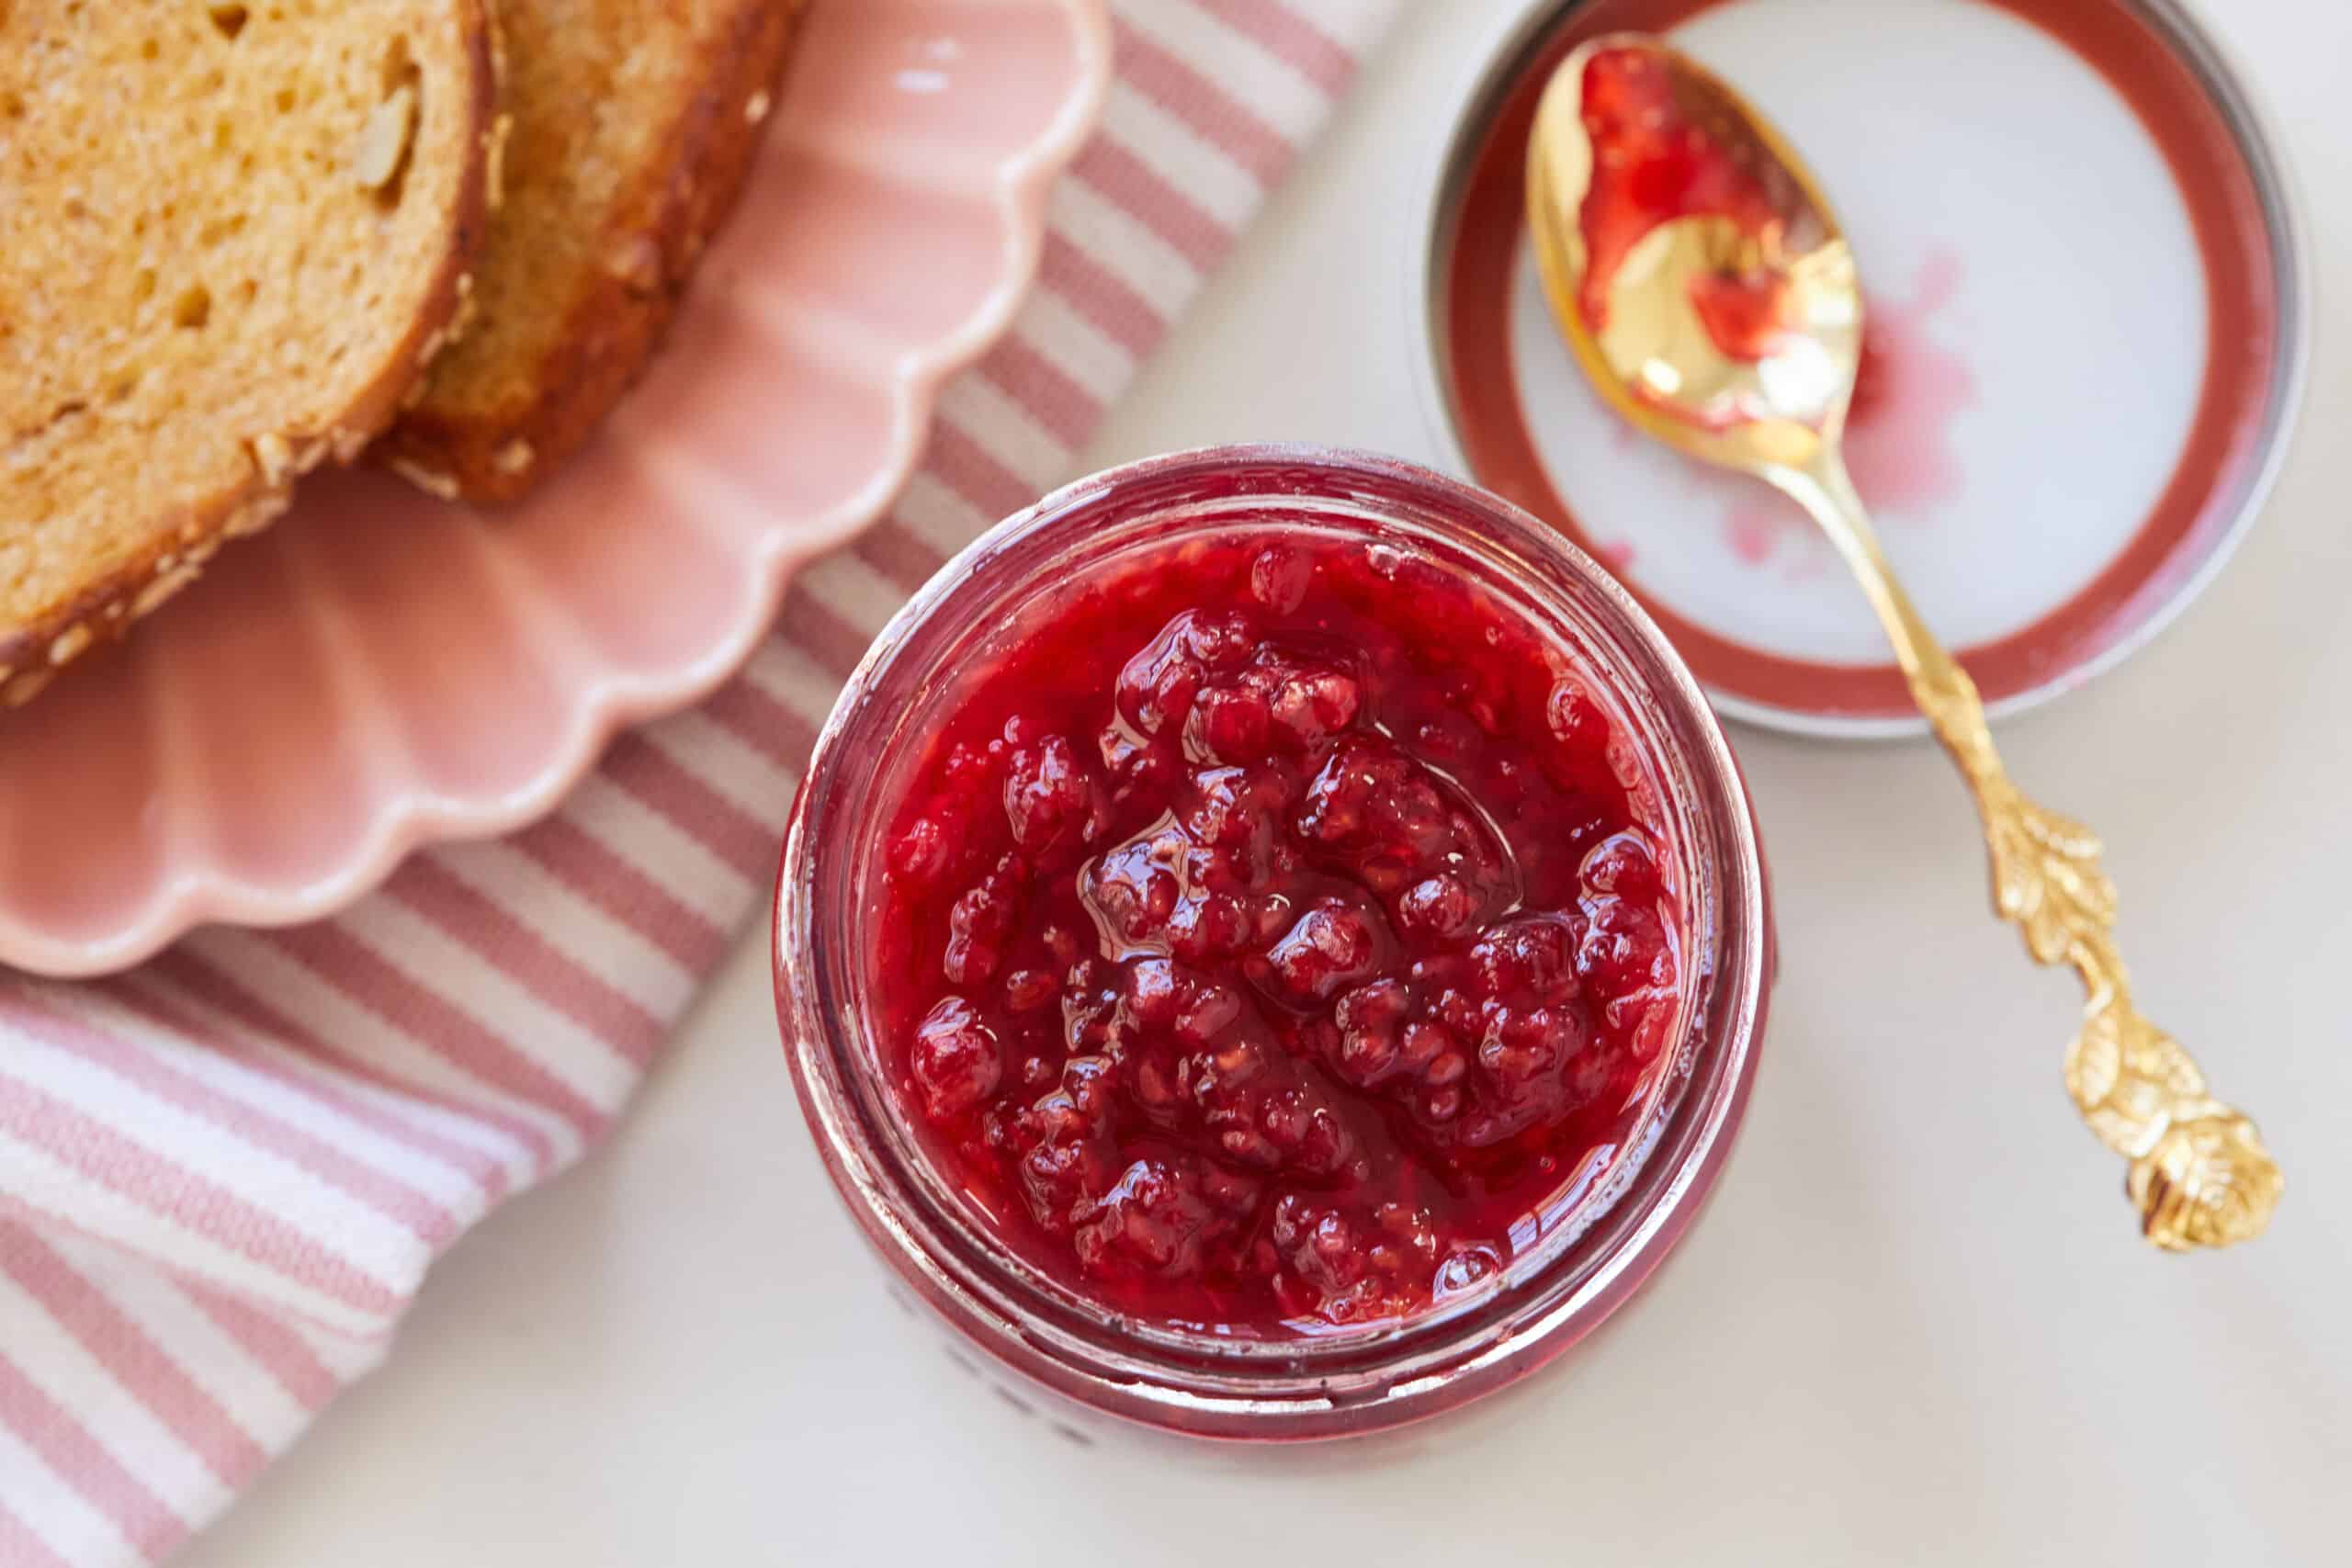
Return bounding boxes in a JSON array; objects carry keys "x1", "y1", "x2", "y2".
[{"x1": 0, "y1": 0, "x2": 1112, "y2": 977}]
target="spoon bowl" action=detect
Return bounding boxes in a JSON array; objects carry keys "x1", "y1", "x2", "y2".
[{"x1": 1527, "y1": 36, "x2": 1860, "y2": 469}]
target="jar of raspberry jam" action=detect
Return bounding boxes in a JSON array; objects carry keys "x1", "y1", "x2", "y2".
[{"x1": 775, "y1": 447, "x2": 1770, "y2": 1438}]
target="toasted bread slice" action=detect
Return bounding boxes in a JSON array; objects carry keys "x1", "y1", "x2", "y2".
[
  {"x1": 0, "y1": 0, "x2": 500, "y2": 707},
  {"x1": 379, "y1": 0, "x2": 807, "y2": 504}
]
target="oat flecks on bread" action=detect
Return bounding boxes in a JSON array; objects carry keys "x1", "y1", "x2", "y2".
[
  {"x1": 381, "y1": 0, "x2": 808, "y2": 504},
  {"x1": 0, "y1": 0, "x2": 498, "y2": 706}
]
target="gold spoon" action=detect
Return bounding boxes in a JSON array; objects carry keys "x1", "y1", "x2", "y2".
[{"x1": 1526, "y1": 34, "x2": 2280, "y2": 1250}]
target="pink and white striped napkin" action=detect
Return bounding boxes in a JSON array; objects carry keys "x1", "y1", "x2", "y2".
[{"x1": 0, "y1": 3, "x2": 1402, "y2": 1563}]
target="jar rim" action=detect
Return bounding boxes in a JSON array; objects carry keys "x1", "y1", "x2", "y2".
[{"x1": 775, "y1": 445, "x2": 1771, "y2": 1438}]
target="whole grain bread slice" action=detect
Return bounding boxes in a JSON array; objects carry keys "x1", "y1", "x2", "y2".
[
  {"x1": 0, "y1": 0, "x2": 501, "y2": 706},
  {"x1": 379, "y1": 0, "x2": 807, "y2": 504}
]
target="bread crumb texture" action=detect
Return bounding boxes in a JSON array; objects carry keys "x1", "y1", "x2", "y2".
[
  {"x1": 390, "y1": 0, "x2": 806, "y2": 502},
  {"x1": 0, "y1": 0, "x2": 490, "y2": 673}
]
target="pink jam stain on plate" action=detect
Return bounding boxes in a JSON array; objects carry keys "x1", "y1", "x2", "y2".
[{"x1": 1724, "y1": 246, "x2": 1976, "y2": 572}]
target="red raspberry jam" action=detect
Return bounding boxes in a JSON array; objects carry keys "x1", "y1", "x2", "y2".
[
  {"x1": 873, "y1": 532, "x2": 1682, "y2": 1333},
  {"x1": 1577, "y1": 45, "x2": 1789, "y2": 360}
]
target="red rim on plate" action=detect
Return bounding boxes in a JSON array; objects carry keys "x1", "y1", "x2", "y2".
[{"x1": 1416, "y1": 0, "x2": 2309, "y2": 739}]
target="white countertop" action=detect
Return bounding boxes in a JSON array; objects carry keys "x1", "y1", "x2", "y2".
[{"x1": 181, "y1": 2, "x2": 2350, "y2": 1562}]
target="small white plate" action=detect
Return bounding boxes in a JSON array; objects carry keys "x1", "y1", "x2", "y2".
[{"x1": 1418, "y1": 0, "x2": 2308, "y2": 738}]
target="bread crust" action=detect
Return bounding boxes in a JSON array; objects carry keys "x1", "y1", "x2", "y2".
[
  {"x1": 0, "y1": 0, "x2": 504, "y2": 706},
  {"x1": 379, "y1": 0, "x2": 808, "y2": 505}
]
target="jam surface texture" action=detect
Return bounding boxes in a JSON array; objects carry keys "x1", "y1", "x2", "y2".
[{"x1": 875, "y1": 530, "x2": 1682, "y2": 1333}]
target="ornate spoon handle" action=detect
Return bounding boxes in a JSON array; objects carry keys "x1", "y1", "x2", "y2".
[{"x1": 1774, "y1": 453, "x2": 2283, "y2": 1249}]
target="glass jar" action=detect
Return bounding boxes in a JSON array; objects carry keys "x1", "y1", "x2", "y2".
[{"x1": 774, "y1": 446, "x2": 1772, "y2": 1439}]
